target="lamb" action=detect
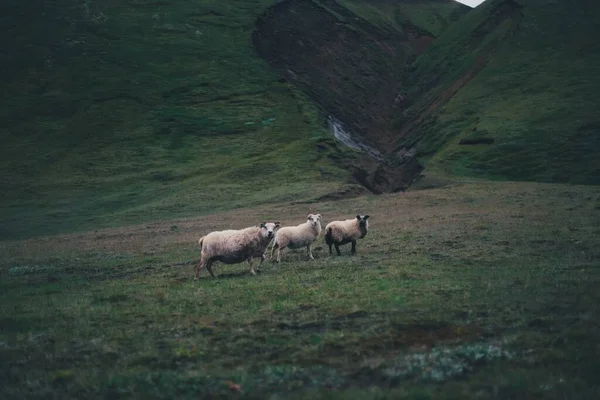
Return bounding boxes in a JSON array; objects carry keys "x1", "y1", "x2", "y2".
[
  {"x1": 270, "y1": 214, "x2": 322, "y2": 262},
  {"x1": 194, "y1": 221, "x2": 280, "y2": 279},
  {"x1": 324, "y1": 215, "x2": 369, "y2": 255}
]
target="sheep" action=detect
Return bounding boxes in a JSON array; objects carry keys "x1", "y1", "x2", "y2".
[
  {"x1": 194, "y1": 221, "x2": 280, "y2": 279},
  {"x1": 270, "y1": 214, "x2": 322, "y2": 262},
  {"x1": 324, "y1": 215, "x2": 369, "y2": 255}
]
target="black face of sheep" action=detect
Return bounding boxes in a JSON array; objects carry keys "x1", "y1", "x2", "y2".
[{"x1": 356, "y1": 215, "x2": 370, "y2": 228}]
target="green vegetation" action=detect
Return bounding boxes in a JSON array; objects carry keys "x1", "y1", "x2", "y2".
[
  {"x1": 2, "y1": 181, "x2": 599, "y2": 398},
  {"x1": 253, "y1": 0, "x2": 469, "y2": 193},
  {"x1": 337, "y1": 0, "x2": 468, "y2": 36},
  {"x1": 2, "y1": 0, "x2": 599, "y2": 239},
  {"x1": 0, "y1": 0, "x2": 355, "y2": 239},
  {"x1": 395, "y1": 0, "x2": 600, "y2": 184},
  {"x1": 2, "y1": 0, "x2": 599, "y2": 398}
]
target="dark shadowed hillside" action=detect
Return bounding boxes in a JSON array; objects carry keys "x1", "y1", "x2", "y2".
[
  {"x1": 1, "y1": 0, "x2": 599, "y2": 239},
  {"x1": 254, "y1": 0, "x2": 600, "y2": 185},
  {"x1": 2, "y1": 2, "x2": 600, "y2": 398},
  {"x1": 0, "y1": 0, "x2": 357, "y2": 239},
  {"x1": 253, "y1": 0, "x2": 469, "y2": 192}
]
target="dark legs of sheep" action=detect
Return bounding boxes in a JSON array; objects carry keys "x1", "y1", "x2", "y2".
[
  {"x1": 195, "y1": 258, "x2": 216, "y2": 279},
  {"x1": 351, "y1": 240, "x2": 357, "y2": 254},
  {"x1": 334, "y1": 243, "x2": 341, "y2": 256},
  {"x1": 206, "y1": 261, "x2": 216, "y2": 277}
]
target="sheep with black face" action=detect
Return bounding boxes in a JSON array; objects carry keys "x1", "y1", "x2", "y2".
[
  {"x1": 324, "y1": 215, "x2": 369, "y2": 255},
  {"x1": 195, "y1": 222, "x2": 280, "y2": 279}
]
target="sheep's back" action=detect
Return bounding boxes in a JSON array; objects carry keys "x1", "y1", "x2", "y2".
[
  {"x1": 202, "y1": 227, "x2": 266, "y2": 257},
  {"x1": 277, "y1": 222, "x2": 321, "y2": 248}
]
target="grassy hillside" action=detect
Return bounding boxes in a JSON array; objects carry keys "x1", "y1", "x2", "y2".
[
  {"x1": 253, "y1": 0, "x2": 468, "y2": 192},
  {"x1": 393, "y1": 0, "x2": 600, "y2": 184},
  {"x1": 2, "y1": 0, "x2": 598, "y2": 241},
  {"x1": 2, "y1": 2, "x2": 600, "y2": 398},
  {"x1": 0, "y1": 0, "x2": 356, "y2": 239},
  {"x1": 337, "y1": 0, "x2": 468, "y2": 37},
  {"x1": 2, "y1": 181, "x2": 599, "y2": 398}
]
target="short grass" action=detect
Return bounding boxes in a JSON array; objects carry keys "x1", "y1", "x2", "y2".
[
  {"x1": 2, "y1": 180, "x2": 599, "y2": 398},
  {"x1": 398, "y1": 0, "x2": 600, "y2": 184},
  {"x1": 337, "y1": 0, "x2": 468, "y2": 36},
  {"x1": 0, "y1": 0, "x2": 354, "y2": 240}
]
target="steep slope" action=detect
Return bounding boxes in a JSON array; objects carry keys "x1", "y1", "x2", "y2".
[
  {"x1": 390, "y1": 0, "x2": 600, "y2": 183},
  {"x1": 0, "y1": 0, "x2": 355, "y2": 239},
  {"x1": 255, "y1": 0, "x2": 600, "y2": 186},
  {"x1": 337, "y1": 0, "x2": 468, "y2": 37},
  {"x1": 253, "y1": 0, "x2": 469, "y2": 192}
]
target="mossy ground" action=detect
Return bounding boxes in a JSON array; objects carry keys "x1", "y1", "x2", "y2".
[
  {"x1": 2, "y1": 2, "x2": 599, "y2": 396},
  {"x1": 2, "y1": 180, "x2": 599, "y2": 398},
  {"x1": 398, "y1": 0, "x2": 600, "y2": 184},
  {"x1": 0, "y1": 0, "x2": 355, "y2": 240}
]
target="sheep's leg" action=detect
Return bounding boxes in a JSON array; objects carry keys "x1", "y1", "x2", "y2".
[
  {"x1": 194, "y1": 257, "x2": 207, "y2": 280},
  {"x1": 351, "y1": 240, "x2": 357, "y2": 254},
  {"x1": 270, "y1": 242, "x2": 279, "y2": 260},
  {"x1": 206, "y1": 260, "x2": 216, "y2": 278},
  {"x1": 274, "y1": 244, "x2": 285, "y2": 263},
  {"x1": 307, "y1": 244, "x2": 314, "y2": 260},
  {"x1": 328, "y1": 243, "x2": 333, "y2": 255},
  {"x1": 256, "y1": 253, "x2": 265, "y2": 272},
  {"x1": 248, "y1": 256, "x2": 256, "y2": 275},
  {"x1": 334, "y1": 243, "x2": 341, "y2": 256}
]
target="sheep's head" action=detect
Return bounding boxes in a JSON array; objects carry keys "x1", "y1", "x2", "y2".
[
  {"x1": 260, "y1": 221, "x2": 280, "y2": 238},
  {"x1": 355, "y1": 215, "x2": 370, "y2": 232},
  {"x1": 307, "y1": 213, "x2": 322, "y2": 229}
]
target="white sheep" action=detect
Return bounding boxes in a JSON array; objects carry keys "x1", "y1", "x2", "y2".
[
  {"x1": 270, "y1": 214, "x2": 322, "y2": 262},
  {"x1": 324, "y1": 215, "x2": 369, "y2": 255},
  {"x1": 194, "y1": 221, "x2": 280, "y2": 279}
]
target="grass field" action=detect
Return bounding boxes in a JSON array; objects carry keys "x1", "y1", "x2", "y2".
[
  {"x1": 2, "y1": 180, "x2": 599, "y2": 398},
  {"x1": 0, "y1": 0, "x2": 353, "y2": 240},
  {"x1": 3, "y1": 0, "x2": 599, "y2": 240},
  {"x1": 396, "y1": 0, "x2": 600, "y2": 184}
]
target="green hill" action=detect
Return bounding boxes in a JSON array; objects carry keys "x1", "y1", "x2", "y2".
[
  {"x1": 255, "y1": 0, "x2": 600, "y2": 186},
  {"x1": 253, "y1": 0, "x2": 469, "y2": 192},
  {"x1": 2, "y1": 0, "x2": 599, "y2": 239},
  {"x1": 0, "y1": 0, "x2": 354, "y2": 239},
  {"x1": 0, "y1": 0, "x2": 467, "y2": 238},
  {"x1": 391, "y1": 0, "x2": 600, "y2": 184}
]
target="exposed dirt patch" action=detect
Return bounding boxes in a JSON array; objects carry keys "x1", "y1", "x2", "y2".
[
  {"x1": 252, "y1": 0, "x2": 523, "y2": 193},
  {"x1": 252, "y1": 0, "x2": 437, "y2": 192}
]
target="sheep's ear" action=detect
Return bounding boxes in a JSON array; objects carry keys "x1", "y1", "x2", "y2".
[
  {"x1": 307, "y1": 214, "x2": 312, "y2": 220},
  {"x1": 356, "y1": 215, "x2": 361, "y2": 220},
  {"x1": 260, "y1": 222, "x2": 266, "y2": 228},
  {"x1": 274, "y1": 221, "x2": 281, "y2": 228},
  {"x1": 317, "y1": 214, "x2": 322, "y2": 220},
  {"x1": 364, "y1": 215, "x2": 370, "y2": 219}
]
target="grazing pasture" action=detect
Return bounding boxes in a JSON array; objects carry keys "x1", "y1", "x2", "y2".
[{"x1": 1, "y1": 181, "x2": 599, "y2": 398}]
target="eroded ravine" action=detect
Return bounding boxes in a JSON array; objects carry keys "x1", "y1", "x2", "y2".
[
  {"x1": 252, "y1": 0, "x2": 440, "y2": 192},
  {"x1": 252, "y1": 0, "x2": 521, "y2": 192}
]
